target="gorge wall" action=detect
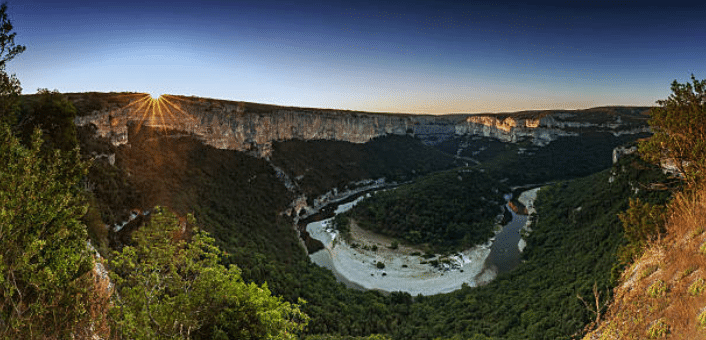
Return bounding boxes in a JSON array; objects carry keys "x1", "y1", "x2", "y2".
[{"x1": 71, "y1": 93, "x2": 652, "y2": 157}]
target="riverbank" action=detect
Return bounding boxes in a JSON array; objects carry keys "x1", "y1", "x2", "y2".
[
  {"x1": 307, "y1": 187, "x2": 542, "y2": 295},
  {"x1": 517, "y1": 187, "x2": 540, "y2": 252},
  {"x1": 307, "y1": 195, "x2": 496, "y2": 296}
]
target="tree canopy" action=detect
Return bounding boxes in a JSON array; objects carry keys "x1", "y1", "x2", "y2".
[
  {"x1": 640, "y1": 74, "x2": 706, "y2": 186},
  {"x1": 109, "y1": 207, "x2": 309, "y2": 339},
  {"x1": 19, "y1": 89, "x2": 79, "y2": 152},
  {"x1": 0, "y1": 1, "x2": 24, "y2": 127},
  {"x1": 0, "y1": 124, "x2": 95, "y2": 338}
]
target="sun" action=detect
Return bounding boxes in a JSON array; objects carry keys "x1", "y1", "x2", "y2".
[
  {"x1": 147, "y1": 91, "x2": 162, "y2": 100},
  {"x1": 119, "y1": 93, "x2": 196, "y2": 134}
]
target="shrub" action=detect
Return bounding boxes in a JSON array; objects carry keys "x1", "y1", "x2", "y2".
[
  {"x1": 698, "y1": 308, "x2": 706, "y2": 327},
  {"x1": 646, "y1": 318, "x2": 669, "y2": 338},
  {"x1": 109, "y1": 207, "x2": 308, "y2": 339},
  {"x1": 647, "y1": 280, "x2": 667, "y2": 298},
  {"x1": 688, "y1": 278, "x2": 706, "y2": 296},
  {"x1": 0, "y1": 125, "x2": 95, "y2": 338},
  {"x1": 640, "y1": 265, "x2": 660, "y2": 280}
]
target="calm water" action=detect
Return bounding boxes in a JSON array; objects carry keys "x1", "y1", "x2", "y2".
[{"x1": 485, "y1": 206, "x2": 527, "y2": 275}]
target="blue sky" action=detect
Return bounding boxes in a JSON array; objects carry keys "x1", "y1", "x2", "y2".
[{"x1": 8, "y1": 0, "x2": 706, "y2": 114}]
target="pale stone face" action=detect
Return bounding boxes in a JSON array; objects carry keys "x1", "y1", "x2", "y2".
[{"x1": 74, "y1": 95, "x2": 650, "y2": 157}]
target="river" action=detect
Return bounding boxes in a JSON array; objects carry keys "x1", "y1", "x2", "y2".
[{"x1": 306, "y1": 188, "x2": 539, "y2": 295}]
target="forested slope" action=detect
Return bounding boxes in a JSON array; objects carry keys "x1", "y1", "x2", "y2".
[{"x1": 340, "y1": 167, "x2": 507, "y2": 253}]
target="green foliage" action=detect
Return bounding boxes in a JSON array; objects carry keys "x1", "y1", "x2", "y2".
[
  {"x1": 678, "y1": 265, "x2": 697, "y2": 280},
  {"x1": 344, "y1": 168, "x2": 507, "y2": 253},
  {"x1": 19, "y1": 89, "x2": 79, "y2": 152},
  {"x1": 0, "y1": 123, "x2": 94, "y2": 338},
  {"x1": 639, "y1": 265, "x2": 660, "y2": 280},
  {"x1": 109, "y1": 207, "x2": 308, "y2": 339},
  {"x1": 376, "y1": 262, "x2": 385, "y2": 269},
  {"x1": 305, "y1": 335, "x2": 392, "y2": 340},
  {"x1": 640, "y1": 74, "x2": 706, "y2": 187},
  {"x1": 646, "y1": 280, "x2": 667, "y2": 298},
  {"x1": 0, "y1": 3, "x2": 24, "y2": 68},
  {"x1": 440, "y1": 130, "x2": 650, "y2": 187},
  {"x1": 618, "y1": 198, "x2": 666, "y2": 262},
  {"x1": 270, "y1": 135, "x2": 456, "y2": 199},
  {"x1": 333, "y1": 214, "x2": 350, "y2": 235},
  {"x1": 0, "y1": 2, "x2": 24, "y2": 127},
  {"x1": 688, "y1": 278, "x2": 705, "y2": 297},
  {"x1": 646, "y1": 318, "x2": 668, "y2": 338},
  {"x1": 697, "y1": 309, "x2": 706, "y2": 327}
]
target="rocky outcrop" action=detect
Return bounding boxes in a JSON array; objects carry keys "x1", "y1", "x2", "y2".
[
  {"x1": 457, "y1": 113, "x2": 650, "y2": 146},
  {"x1": 456, "y1": 115, "x2": 578, "y2": 146},
  {"x1": 613, "y1": 145, "x2": 638, "y2": 164}
]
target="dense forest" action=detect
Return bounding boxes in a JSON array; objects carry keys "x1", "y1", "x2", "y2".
[{"x1": 339, "y1": 167, "x2": 507, "y2": 253}]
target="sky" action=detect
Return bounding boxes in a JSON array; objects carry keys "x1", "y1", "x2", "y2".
[{"x1": 7, "y1": 0, "x2": 706, "y2": 114}]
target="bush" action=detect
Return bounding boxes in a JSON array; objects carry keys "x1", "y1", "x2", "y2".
[
  {"x1": 640, "y1": 74, "x2": 706, "y2": 187},
  {"x1": 0, "y1": 125, "x2": 95, "y2": 338},
  {"x1": 109, "y1": 207, "x2": 308, "y2": 339}
]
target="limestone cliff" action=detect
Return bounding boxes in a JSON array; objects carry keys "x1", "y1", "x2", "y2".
[
  {"x1": 457, "y1": 109, "x2": 651, "y2": 146},
  {"x1": 70, "y1": 93, "x2": 652, "y2": 157},
  {"x1": 73, "y1": 94, "x2": 418, "y2": 157}
]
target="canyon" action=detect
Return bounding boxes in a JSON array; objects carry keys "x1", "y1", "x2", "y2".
[{"x1": 58, "y1": 92, "x2": 675, "y2": 339}]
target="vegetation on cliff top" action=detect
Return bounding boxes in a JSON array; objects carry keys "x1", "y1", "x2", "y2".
[{"x1": 585, "y1": 75, "x2": 706, "y2": 339}]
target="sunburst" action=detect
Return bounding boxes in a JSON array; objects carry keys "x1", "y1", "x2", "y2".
[{"x1": 120, "y1": 93, "x2": 197, "y2": 135}]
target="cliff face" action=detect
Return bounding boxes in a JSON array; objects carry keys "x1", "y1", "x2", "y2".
[
  {"x1": 457, "y1": 112, "x2": 651, "y2": 146},
  {"x1": 71, "y1": 93, "x2": 651, "y2": 157},
  {"x1": 74, "y1": 94, "x2": 418, "y2": 157}
]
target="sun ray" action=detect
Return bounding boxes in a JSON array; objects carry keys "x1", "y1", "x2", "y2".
[
  {"x1": 121, "y1": 94, "x2": 151, "y2": 110},
  {"x1": 160, "y1": 95, "x2": 196, "y2": 123},
  {"x1": 156, "y1": 96, "x2": 167, "y2": 131},
  {"x1": 113, "y1": 93, "x2": 201, "y2": 137},
  {"x1": 132, "y1": 95, "x2": 154, "y2": 135}
]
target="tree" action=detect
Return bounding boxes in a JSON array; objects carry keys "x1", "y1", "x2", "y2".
[
  {"x1": 0, "y1": 123, "x2": 95, "y2": 338},
  {"x1": 640, "y1": 74, "x2": 706, "y2": 187},
  {"x1": 109, "y1": 207, "x2": 309, "y2": 339},
  {"x1": 0, "y1": 2, "x2": 25, "y2": 126},
  {"x1": 19, "y1": 89, "x2": 79, "y2": 152}
]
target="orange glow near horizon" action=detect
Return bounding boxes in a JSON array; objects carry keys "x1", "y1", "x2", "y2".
[{"x1": 120, "y1": 93, "x2": 196, "y2": 135}]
